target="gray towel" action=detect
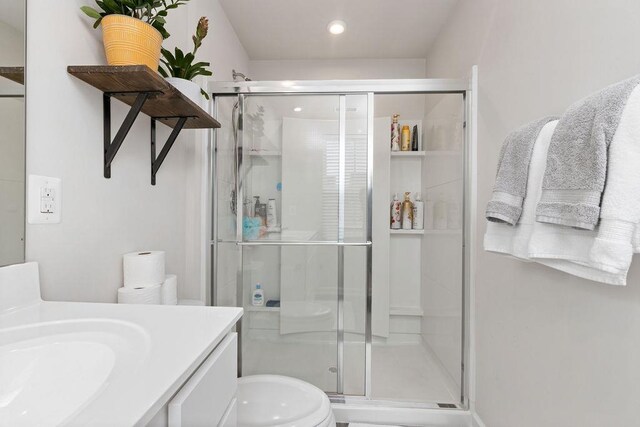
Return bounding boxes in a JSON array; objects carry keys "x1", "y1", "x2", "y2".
[
  {"x1": 536, "y1": 75, "x2": 640, "y2": 230},
  {"x1": 486, "y1": 117, "x2": 559, "y2": 225}
]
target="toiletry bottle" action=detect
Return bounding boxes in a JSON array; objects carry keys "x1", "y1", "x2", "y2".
[
  {"x1": 412, "y1": 192, "x2": 424, "y2": 230},
  {"x1": 254, "y1": 196, "x2": 261, "y2": 218},
  {"x1": 401, "y1": 192, "x2": 414, "y2": 230},
  {"x1": 391, "y1": 114, "x2": 400, "y2": 151},
  {"x1": 434, "y1": 193, "x2": 448, "y2": 230},
  {"x1": 258, "y1": 202, "x2": 267, "y2": 226},
  {"x1": 267, "y1": 198, "x2": 277, "y2": 229},
  {"x1": 252, "y1": 283, "x2": 264, "y2": 307},
  {"x1": 401, "y1": 125, "x2": 411, "y2": 151},
  {"x1": 246, "y1": 197, "x2": 254, "y2": 217},
  {"x1": 390, "y1": 193, "x2": 402, "y2": 229},
  {"x1": 411, "y1": 125, "x2": 419, "y2": 151},
  {"x1": 424, "y1": 197, "x2": 434, "y2": 229}
]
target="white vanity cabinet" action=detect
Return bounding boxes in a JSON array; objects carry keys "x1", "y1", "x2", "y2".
[{"x1": 148, "y1": 332, "x2": 238, "y2": 427}]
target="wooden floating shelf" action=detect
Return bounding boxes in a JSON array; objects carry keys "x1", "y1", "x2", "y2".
[
  {"x1": 0, "y1": 66, "x2": 24, "y2": 85},
  {"x1": 67, "y1": 65, "x2": 220, "y2": 129},
  {"x1": 67, "y1": 65, "x2": 221, "y2": 185}
]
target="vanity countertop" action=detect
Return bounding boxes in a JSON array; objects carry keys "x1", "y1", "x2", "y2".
[{"x1": 0, "y1": 263, "x2": 242, "y2": 426}]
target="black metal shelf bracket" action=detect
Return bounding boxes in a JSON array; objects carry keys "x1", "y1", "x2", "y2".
[
  {"x1": 103, "y1": 91, "x2": 159, "y2": 178},
  {"x1": 102, "y1": 91, "x2": 193, "y2": 185},
  {"x1": 150, "y1": 117, "x2": 188, "y2": 185}
]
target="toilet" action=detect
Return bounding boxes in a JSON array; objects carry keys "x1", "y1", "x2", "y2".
[{"x1": 237, "y1": 375, "x2": 336, "y2": 427}]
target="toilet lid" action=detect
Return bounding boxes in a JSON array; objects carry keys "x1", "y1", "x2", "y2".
[{"x1": 237, "y1": 375, "x2": 332, "y2": 427}]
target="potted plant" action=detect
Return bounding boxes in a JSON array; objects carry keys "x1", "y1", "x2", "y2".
[
  {"x1": 81, "y1": 0, "x2": 190, "y2": 70},
  {"x1": 158, "y1": 17, "x2": 212, "y2": 106}
]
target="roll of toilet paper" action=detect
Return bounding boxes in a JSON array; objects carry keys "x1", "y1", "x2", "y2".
[
  {"x1": 117, "y1": 284, "x2": 162, "y2": 305},
  {"x1": 123, "y1": 251, "x2": 165, "y2": 288},
  {"x1": 161, "y1": 274, "x2": 178, "y2": 305}
]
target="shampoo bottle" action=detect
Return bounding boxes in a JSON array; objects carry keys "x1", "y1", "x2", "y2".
[
  {"x1": 412, "y1": 192, "x2": 424, "y2": 230},
  {"x1": 252, "y1": 283, "x2": 264, "y2": 307},
  {"x1": 401, "y1": 192, "x2": 414, "y2": 230},
  {"x1": 253, "y1": 196, "x2": 261, "y2": 218},
  {"x1": 390, "y1": 193, "x2": 402, "y2": 229},
  {"x1": 401, "y1": 125, "x2": 411, "y2": 151},
  {"x1": 267, "y1": 198, "x2": 277, "y2": 229},
  {"x1": 391, "y1": 114, "x2": 400, "y2": 151}
]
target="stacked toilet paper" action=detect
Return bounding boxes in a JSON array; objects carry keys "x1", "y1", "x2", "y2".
[{"x1": 116, "y1": 251, "x2": 178, "y2": 305}]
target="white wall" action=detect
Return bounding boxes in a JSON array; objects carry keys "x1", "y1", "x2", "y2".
[
  {"x1": 26, "y1": 0, "x2": 247, "y2": 302},
  {"x1": 249, "y1": 58, "x2": 426, "y2": 80},
  {"x1": 425, "y1": 1, "x2": 640, "y2": 426}
]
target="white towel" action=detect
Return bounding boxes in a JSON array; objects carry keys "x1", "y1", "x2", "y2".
[
  {"x1": 528, "y1": 84, "x2": 640, "y2": 285},
  {"x1": 484, "y1": 121, "x2": 559, "y2": 258}
]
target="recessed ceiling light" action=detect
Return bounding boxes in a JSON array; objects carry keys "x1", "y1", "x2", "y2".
[
  {"x1": 327, "y1": 20, "x2": 346, "y2": 35},
  {"x1": 293, "y1": 107, "x2": 302, "y2": 112}
]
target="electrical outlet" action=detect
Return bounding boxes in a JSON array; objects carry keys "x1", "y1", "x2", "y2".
[{"x1": 28, "y1": 175, "x2": 61, "y2": 224}]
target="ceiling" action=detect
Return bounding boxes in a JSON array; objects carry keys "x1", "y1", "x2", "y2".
[
  {"x1": 0, "y1": 0, "x2": 24, "y2": 33},
  {"x1": 219, "y1": 0, "x2": 458, "y2": 60}
]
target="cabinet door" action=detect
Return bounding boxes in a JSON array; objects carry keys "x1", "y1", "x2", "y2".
[{"x1": 168, "y1": 333, "x2": 237, "y2": 427}]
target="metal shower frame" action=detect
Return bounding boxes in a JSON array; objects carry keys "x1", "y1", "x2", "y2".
[{"x1": 207, "y1": 77, "x2": 474, "y2": 410}]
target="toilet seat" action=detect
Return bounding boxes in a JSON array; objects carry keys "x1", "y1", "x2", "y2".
[{"x1": 237, "y1": 375, "x2": 335, "y2": 427}]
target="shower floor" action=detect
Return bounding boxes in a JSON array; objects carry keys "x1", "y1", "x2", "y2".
[{"x1": 243, "y1": 335, "x2": 458, "y2": 404}]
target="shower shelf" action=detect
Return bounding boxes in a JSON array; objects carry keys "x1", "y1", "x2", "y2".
[
  {"x1": 67, "y1": 65, "x2": 220, "y2": 185},
  {"x1": 390, "y1": 229, "x2": 425, "y2": 235},
  {"x1": 391, "y1": 151, "x2": 425, "y2": 157},
  {"x1": 245, "y1": 306, "x2": 281, "y2": 312}
]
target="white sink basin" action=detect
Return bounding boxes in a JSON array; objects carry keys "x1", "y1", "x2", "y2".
[{"x1": 0, "y1": 319, "x2": 150, "y2": 426}]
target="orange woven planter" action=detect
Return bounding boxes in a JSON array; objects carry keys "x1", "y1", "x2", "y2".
[{"x1": 101, "y1": 15, "x2": 163, "y2": 70}]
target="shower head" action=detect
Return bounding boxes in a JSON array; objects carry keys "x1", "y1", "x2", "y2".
[{"x1": 232, "y1": 69, "x2": 251, "y2": 81}]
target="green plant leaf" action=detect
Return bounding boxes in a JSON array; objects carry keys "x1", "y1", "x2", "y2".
[
  {"x1": 80, "y1": 6, "x2": 102, "y2": 19},
  {"x1": 103, "y1": 0, "x2": 121, "y2": 13}
]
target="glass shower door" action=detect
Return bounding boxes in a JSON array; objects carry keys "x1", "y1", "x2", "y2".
[{"x1": 235, "y1": 94, "x2": 370, "y2": 395}]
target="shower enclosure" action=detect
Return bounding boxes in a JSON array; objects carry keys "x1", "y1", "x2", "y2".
[{"x1": 209, "y1": 73, "x2": 476, "y2": 415}]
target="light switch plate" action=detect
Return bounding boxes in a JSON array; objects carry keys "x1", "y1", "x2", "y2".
[{"x1": 28, "y1": 175, "x2": 62, "y2": 224}]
